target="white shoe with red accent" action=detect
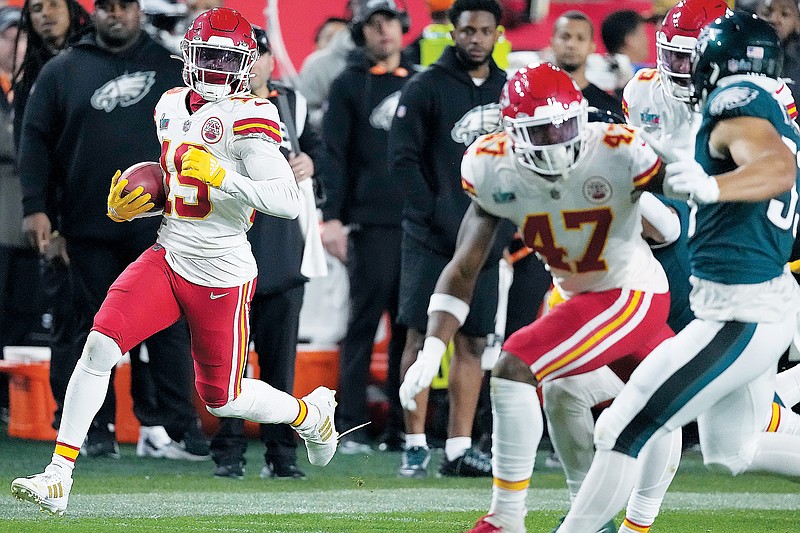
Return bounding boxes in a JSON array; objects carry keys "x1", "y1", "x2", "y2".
[
  {"x1": 296, "y1": 387, "x2": 338, "y2": 466},
  {"x1": 11, "y1": 467, "x2": 72, "y2": 516}
]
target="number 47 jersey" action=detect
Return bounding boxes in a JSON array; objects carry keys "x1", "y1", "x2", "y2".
[
  {"x1": 461, "y1": 123, "x2": 669, "y2": 298},
  {"x1": 153, "y1": 87, "x2": 284, "y2": 287}
]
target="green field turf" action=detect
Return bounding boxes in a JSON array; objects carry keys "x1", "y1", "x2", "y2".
[{"x1": 1, "y1": 428, "x2": 799, "y2": 532}]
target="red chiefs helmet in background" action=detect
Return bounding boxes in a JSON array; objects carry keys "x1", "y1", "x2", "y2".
[
  {"x1": 656, "y1": 0, "x2": 730, "y2": 102},
  {"x1": 180, "y1": 7, "x2": 258, "y2": 101},
  {"x1": 500, "y1": 63, "x2": 588, "y2": 177}
]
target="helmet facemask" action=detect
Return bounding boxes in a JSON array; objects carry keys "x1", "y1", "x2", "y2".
[
  {"x1": 181, "y1": 37, "x2": 258, "y2": 101},
  {"x1": 504, "y1": 100, "x2": 588, "y2": 177},
  {"x1": 656, "y1": 33, "x2": 695, "y2": 102}
]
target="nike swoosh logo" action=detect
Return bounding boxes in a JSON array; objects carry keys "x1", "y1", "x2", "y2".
[{"x1": 209, "y1": 292, "x2": 229, "y2": 300}]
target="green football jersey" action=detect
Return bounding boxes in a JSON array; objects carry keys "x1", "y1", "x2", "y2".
[{"x1": 692, "y1": 78, "x2": 800, "y2": 284}]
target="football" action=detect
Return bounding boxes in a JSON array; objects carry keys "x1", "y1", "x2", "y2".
[{"x1": 120, "y1": 161, "x2": 166, "y2": 211}]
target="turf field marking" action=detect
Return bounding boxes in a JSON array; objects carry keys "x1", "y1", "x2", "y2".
[{"x1": 4, "y1": 489, "x2": 800, "y2": 519}]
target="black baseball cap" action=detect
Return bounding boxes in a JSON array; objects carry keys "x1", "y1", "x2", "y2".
[
  {"x1": 252, "y1": 26, "x2": 270, "y2": 55},
  {"x1": 356, "y1": 0, "x2": 403, "y2": 23}
]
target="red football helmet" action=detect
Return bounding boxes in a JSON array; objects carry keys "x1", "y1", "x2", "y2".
[
  {"x1": 656, "y1": 0, "x2": 730, "y2": 102},
  {"x1": 500, "y1": 63, "x2": 588, "y2": 176},
  {"x1": 181, "y1": 8, "x2": 258, "y2": 101}
]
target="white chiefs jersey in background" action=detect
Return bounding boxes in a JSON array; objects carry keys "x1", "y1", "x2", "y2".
[
  {"x1": 623, "y1": 68, "x2": 798, "y2": 155},
  {"x1": 154, "y1": 87, "x2": 285, "y2": 287},
  {"x1": 622, "y1": 68, "x2": 699, "y2": 161},
  {"x1": 461, "y1": 124, "x2": 668, "y2": 298}
]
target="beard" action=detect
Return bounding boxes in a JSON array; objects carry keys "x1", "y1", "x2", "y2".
[{"x1": 454, "y1": 45, "x2": 490, "y2": 70}]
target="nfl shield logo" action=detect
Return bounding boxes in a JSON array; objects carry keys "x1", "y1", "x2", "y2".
[{"x1": 183, "y1": 120, "x2": 192, "y2": 132}]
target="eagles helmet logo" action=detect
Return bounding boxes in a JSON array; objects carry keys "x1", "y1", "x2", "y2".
[
  {"x1": 451, "y1": 103, "x2": 502, "y2": 146},
  {"x1": 91, "y1": 71, "x2": 156, "y2": 113}
]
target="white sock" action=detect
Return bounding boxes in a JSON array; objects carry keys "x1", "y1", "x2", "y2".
[
  {"x1": 624, "y1": 428, "x2": 681, "y2": 531},
  {"x1": 774, "y1": 406, "x2": 800, "y2": 436},
  {"x1": 230, "y1": 378, "x2": 319, "y2": 429},
  {"x1": 487, "y1": 377, "x2": 542, "y2": 529},
  {"x1": 56, "y1": 360, "x2": 112, "y2": 462},
  {"x1": 775, "y1": 364, "x2": 800, "y2": 407},
  {"x1": 445, "y1": 436, "x2": 471, "y2": 461},
  {"x1": 405, "y1": 433, "x2": 427, "y2": 448},
  {"x1": 560, "y1": 450, "x2": 639, "y2": 533}
]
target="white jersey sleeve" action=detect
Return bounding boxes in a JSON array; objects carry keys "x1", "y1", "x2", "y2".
[{"x1": 220, "y1": 99, "x2": 300, "y2": 218}]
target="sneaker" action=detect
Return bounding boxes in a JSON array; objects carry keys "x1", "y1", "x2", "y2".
[
  {"x1": 295, "y1": 387, "x2": 338, "y2": 466},
  {"x1": 397, "y1": 446, "x2": 431, "y2": 478},
  {"x1": 260, "y1": 461, "x2": 307, "y2": 480},
  {"x1": 181, "y1": 421, "x2": 212, "y2": 458},
  {"x1": 439, "y1": 447, "x2": 492, "y2": 478},
  {"x1": 339, "y1": 438, "x2": 373, "y2": 455},
  {"x1": 213, "y1": 461, "x2": 245, "y2": 479},
  {"x1": 11, "y1": 468, "x2": 73, "y2": 516},
  {"x1": 467, "y1": 514, "x2": 524, "y2": 533},
  {"x1": 137, "y1": 426, "x2": 211, "y2": 462},
  {"x1": 82, "y1": 423, "x2": 120, "y2": 459}
]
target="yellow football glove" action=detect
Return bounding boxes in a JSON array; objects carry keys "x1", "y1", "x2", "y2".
[
  {"x1": 790, "y1": 259, "x2": 800, "y2": 274},
  {"x1": 107, "y1": 170, "x2": 155, "y2": 223},
  {"x1": 181, "y1": 147, "x2": 226, "y2": 188}
]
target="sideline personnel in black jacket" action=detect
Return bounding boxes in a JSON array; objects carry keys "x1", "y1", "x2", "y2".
[
  {"x1": 389, "y1": 0, "x2": 514, "y2": 478},
  {"x1": 320, "y1": 0, "x2": 413, "y2": 454}
]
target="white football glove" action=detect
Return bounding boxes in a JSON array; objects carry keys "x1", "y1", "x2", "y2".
[
  {"x1": 665, "y1": 159, "x2": 720, "y2": 204},
  {"x1": 399, "y1": 337, "x2": 446, "y2": 412}
]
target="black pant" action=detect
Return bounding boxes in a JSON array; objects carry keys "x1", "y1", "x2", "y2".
[
  {"x1": 337, "y1": 225, "x2": 406, "y2": 439},
  {"x1": 211, "y1": 284, "x2": 304, "y2": 466},
  {"x1": 58, "y1": 238, "x2": 196, "y2": 439}
]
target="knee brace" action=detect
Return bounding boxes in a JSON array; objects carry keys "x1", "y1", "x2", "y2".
[{"x1": 80, "y1": 331, "x2": 123, "y2": 373}]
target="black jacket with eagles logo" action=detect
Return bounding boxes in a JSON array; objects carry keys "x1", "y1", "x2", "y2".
[
  {"x1": 388, "y1": 45, "x2": 513, "y2": 260},
  {"x1": 319, "y1": 48, "x2": 414, "y2": 227},
  {"x1": 18, "y1": 31, "x2": 182, "y2": 242}
]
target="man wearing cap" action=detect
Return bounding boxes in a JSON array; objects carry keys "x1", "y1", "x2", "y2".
[
  {"x1": 18, "y1": 0, "x2": 206, "y2": 460},
  {"x1": 320, "y1": 0, "x2": 414, "y2": 455}
]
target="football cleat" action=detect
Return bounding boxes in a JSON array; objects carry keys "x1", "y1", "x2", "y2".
[
  {"x1": 11, "y1": 468, "x2": 72, "y2": 516},
  {"x1": 137, "y1": 425, "x2": 211, "y2": 461},
  {"x1": 549, "y1": 515, "x2": 617, "y2": 533},
  {"x1": 439, "y1": 447, "x2": 493, "y2": 477},
  {"x1": 296, "y1": 387, "x2": 338, "y2": 466},
  {"x1": 467, "y1": 513, "x2": 525, "y2": 533},
  {"x1": 397, "y1": 446, "x2": 431, "y2": 478}
]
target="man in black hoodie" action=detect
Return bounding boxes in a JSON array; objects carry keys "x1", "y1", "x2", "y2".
[
  {"x1": 320, "y1": 0, "x2": 413, "y2": 455},
  {"x1": 390, "y1": 0, "x2": 512, "y2": 478},
  {"x1": 18, "y1": 0, "x2": 204, "y2": 459}
]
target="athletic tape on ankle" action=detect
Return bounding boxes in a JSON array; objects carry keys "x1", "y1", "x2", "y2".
[{"x1": 427, "y1": 293, "x2": 470, "y2": 326}]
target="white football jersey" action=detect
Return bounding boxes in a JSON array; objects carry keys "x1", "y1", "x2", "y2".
[
  {"x1": 623, "y1": 68, "x2": 798, "y2": 154},
  {"x1": 622, "y1": 68, "x2": 700, "y2": 159},
  {"x1": 461, "y1": 124, "x2": 668, "y2": 298},
  {"x1": 154, "y1": 87, "x2": 285, "y2": 287}
]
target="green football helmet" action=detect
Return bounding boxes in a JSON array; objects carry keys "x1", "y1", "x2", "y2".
[{"x1": 690, "y1": 11, "x2": 783, "y2": 106}]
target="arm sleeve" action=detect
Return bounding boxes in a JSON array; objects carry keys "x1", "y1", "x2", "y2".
[
  {"x1": 18, "y1": 67, "x2": 58, "y2": 217},
  {"x1": 225, "y1": 136, "x2": 301, "y2": 219},
  {"x1": 388, "y1": 79, "x2": 434, "y2": 204},
  {"x1": 639, "y1": 191, "x2": 681, "y2": 246},
  {"x1": 319, "y1": 74, "x2": 354, "y2": 222}
]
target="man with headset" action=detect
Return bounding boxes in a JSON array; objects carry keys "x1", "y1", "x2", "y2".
[{"x1": 319, "y1": 0, "x2": 414, "y2": 454}]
